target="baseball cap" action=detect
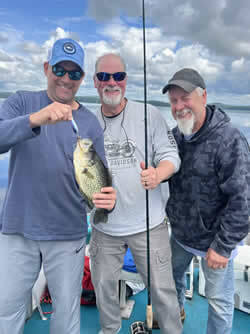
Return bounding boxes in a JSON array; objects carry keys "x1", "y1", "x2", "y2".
[
  {"x1": 162, "y1": 68, "x2": 206, "y2": 94},
  {"x1": 47, "y1": 38, "x2": 85, "y2": 72}
]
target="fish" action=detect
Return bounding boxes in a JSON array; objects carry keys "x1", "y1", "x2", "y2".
[{"x1": 73, "y1": 138, "x2": 112, "y2": 224}]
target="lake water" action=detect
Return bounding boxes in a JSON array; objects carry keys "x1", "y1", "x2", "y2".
[
  {"x1": 84, "y1": 102, "x2": 250, "y2": 142},
  {"x1": 0, "y1": 98, "x2": 250, "y2": 210}
]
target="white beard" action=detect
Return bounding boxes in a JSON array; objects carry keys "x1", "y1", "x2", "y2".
[
  {"x1": 176, "y1": 109, "x2": 195, "y2": 135},
  {"x1": 102, "y1": 86, "x2": 122, "y2": 106}
]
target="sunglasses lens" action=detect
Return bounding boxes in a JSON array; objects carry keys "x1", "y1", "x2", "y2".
[
  {"x1": 68, "y1": 71, "x2": 83, "y2": 81},
  {"x1": 52, "y1": 65, "x2": 83, "y2": 80},
  {"x1": 96, "y1": 72, "x2": 110, "y2": 81},
  {"x1": 113, "y1": 72, "x2": 126, "y2": 81},
  {"x1": 96, "y1": 72, "x2": 126, "y2": 82},
  {"x1": 52, "y1": 65, "x2": 65, "y2": 77}
]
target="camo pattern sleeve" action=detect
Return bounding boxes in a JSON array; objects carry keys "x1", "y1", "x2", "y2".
[{"x1": 167, "y1": 105, "x2": 249, "y2": 258}]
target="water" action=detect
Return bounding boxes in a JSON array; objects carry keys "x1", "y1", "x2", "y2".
[
  {"x1": 0, "y1": 99, "x2": 250, "y2": 210},
  {"x1": 85, "y1": 102, "x2": 250, "y2": 142}
]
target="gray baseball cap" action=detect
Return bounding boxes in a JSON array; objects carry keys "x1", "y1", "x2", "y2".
[{"x1": 162, "y1": 68, "x2": 206, "y2": 94}]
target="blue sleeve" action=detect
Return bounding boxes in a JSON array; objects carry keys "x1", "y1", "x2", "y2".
[{"x1": 0, "y1": 92, "x2": 39, "y2": 153}]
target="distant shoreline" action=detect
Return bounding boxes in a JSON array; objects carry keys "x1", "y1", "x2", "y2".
[{"x1": 1, "y1": 91, "x2": 250, "y2": 111}]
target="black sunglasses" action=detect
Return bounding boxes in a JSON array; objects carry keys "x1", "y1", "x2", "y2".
[
  {"x1": 96, "y1": 72, "x2": 126, "y2": 82},
  {"x1": 52, "y1": 64, "x2": 83, "y2": 81}
]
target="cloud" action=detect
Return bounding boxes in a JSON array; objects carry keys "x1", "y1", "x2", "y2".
[
  {"x1": 0, "y1": 27, "x2": 84, "y2": 93},
  {"x1": 87, "y1": 0, "x2": 141, "y2": 22},
  {"x1": 87, "y1": 0, "x2": 250, "y2": 59},
  {"x1": 0, "y1": 31, "x2": 9, "y2": 43},
  {"x1": 83, "y1": 0, "x2": 250, "y2": 102},
  {"x1": 1, "y1": 1, "x2": 250, "y2": 104}
]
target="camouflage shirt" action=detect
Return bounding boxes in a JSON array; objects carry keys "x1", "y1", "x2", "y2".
[{"x1": 167, "y1": 105, "x2": 249, "y2": 258}]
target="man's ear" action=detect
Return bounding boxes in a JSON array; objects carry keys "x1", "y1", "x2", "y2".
[
  {"x1": 203, "y1": 89, "x2": 207, "y2": 105},
  {"x1": 93, "y1": 75, "x2": 98, "y2": 88},
  {"x1": 44, "y1": 62, "x2": 49, "y2": 76}
]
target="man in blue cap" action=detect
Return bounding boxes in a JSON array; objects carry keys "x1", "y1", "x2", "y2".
[{"x1": 0, "y1": 38, "x2": 116, "y2": 334}]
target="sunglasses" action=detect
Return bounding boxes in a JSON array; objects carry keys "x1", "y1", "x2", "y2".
[
  {"x1": 52, "y1": 64, "x2": 83, "y2": 81},
  {"x1": 96, "y1": 72, "x2": 126, "y2": 82}
]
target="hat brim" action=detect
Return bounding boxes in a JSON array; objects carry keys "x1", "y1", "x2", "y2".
[
  {"x1": 162, "y1": 80, "x2": 197, "y2": 94},
  {"x1": 49, "y1": 55, "x2": 84, "y2": 72}
]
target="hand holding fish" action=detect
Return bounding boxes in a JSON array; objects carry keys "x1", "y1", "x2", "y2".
[
  {"x1": 205, "y1": 248, "x2": 229, "y2": 269},
  {"x1": 29, "y1": 101, "x2": 73, "y2": 127},
  {"x1": 92, "y1": 187, "x2": 116, "y2": 211}
]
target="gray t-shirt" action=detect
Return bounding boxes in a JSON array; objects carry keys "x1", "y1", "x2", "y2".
[{"x1": 91, "y1": 100, "x2": 180, "y2": 236}]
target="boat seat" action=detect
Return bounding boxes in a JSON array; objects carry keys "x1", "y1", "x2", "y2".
[{"x1": 119, "y1": 269, "x2": 144, "y2": 319}]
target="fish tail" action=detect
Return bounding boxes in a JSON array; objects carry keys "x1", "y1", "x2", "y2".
[{"x1": 93, "y1": 209, "x2": 108, "y2": 224}]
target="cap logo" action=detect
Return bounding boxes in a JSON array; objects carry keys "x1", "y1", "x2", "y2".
[{"x1": 63, "y1": 42, "x2": 76, "y2": 54}]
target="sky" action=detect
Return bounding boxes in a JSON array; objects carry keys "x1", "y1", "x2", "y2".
[{"x1": 1, "y1": 0, "x2": 250, "y2": 104}]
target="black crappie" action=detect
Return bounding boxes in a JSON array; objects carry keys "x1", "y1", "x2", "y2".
[{"x1": 73, "y1": 138, "x2": 112, "y2": 224}]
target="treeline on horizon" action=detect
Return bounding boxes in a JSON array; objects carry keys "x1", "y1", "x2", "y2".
[{"x1": 0, "y1": 91, "x2": 250, "y2": 111}]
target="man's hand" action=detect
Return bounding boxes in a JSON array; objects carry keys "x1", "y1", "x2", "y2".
[
  {"x1": 140, "y1": 161, "x2": 160, "y2": 189},
  {"x1": 140, "y1": 160, "x2": 175, "y2": 189},
  {"x1": 29, "y1": 102, "x2": 73, "y2": 128},
  {"x1": 205, "y1": 248, "x2": 229, "y2": 269},
  {"x1": 92, "y1": 187, "x2": 116, "y2": 211}
]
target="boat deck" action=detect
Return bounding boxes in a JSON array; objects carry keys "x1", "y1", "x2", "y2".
[{"x1": 24, "y1": 268, "x2": 250, "y2": 334}]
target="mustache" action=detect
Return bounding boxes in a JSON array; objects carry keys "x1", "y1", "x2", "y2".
[
  {"x1": 103, "y1": 86, "x2": 121, "y2": 93},
  {"x1": 176, "y1": 109, "x2": 192, "y2": 118}
]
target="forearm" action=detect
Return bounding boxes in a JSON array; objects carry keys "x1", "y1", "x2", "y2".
[
  {"x1": 156, "y1": 160, "x2": 176, "y2": 183},
  {"x1": 0, "y1": 115, "x2": 38, "y2": 153}
]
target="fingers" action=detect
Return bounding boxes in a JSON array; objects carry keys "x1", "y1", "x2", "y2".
[
  {"x1": 140, "y1": 165, "x2": 159, "y2": 189},
  {"x1": 207, "y1": 263, "x2": 227, "y2": 270},
  {"x1": 205, "y1": 249, "x2": 228, "y2": 269},
  {"x1": 46, "y1": 102, "x2": 73, "y2": 124},
  {"x1": 92, "y1": 187, "x2": 116, "y2": 210},
  {"x1": 140, "y1": 161, "x2": 146, "y2": 170},
  {"x1": 29, "y1": 101, "x2": 73, "y2": 127}
]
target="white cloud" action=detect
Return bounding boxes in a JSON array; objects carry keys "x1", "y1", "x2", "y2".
[
  {"x1": 1, "y1": 2, "x2": 250, "y2": 104},
  {"x1": 232, "y1": 58, "x2": 245, "y2": 72}
]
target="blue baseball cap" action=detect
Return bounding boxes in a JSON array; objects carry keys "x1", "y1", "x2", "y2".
[{"x1": 47, "y1": 38, "x2": 85, "y2": 72}]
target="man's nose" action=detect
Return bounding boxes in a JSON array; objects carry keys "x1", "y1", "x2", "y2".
[
  {"x1": 175, "y1": 100, "x2": 185, "y2": 111},
  {"x1": 106, "y1": 75, "x2": 117, "y2": 85},
  {"x1": 61, "y1": 72, "x2": 72, "y2": 83}
]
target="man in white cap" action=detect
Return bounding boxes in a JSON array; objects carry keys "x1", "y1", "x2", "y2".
[
  {"x1": 0, "y1": 38, "x2": 116, "y2": 334},
  {"x1": 163, "y1": 68, "x2": 249, "y2": 334}
]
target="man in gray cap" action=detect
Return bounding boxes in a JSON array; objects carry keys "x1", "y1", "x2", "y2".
[
  {"x1": 162, "y1": 68, "x2": 249, "y2": 334},
  {"x1": 0, "y1": 38, "x2": 116, "y2": 334}
]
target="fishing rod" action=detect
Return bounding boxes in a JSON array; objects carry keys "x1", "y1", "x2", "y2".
[{"x1": 130, "y1": 0, "x2": 152, "y2": 333}]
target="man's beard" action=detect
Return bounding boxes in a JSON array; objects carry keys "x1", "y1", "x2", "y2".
[
  {"x1": 102, "y1": 86, "x2": 122, "y2": 106},
  {"x1": 176, "y1": 109, "x2": 195, "y2": 135}
]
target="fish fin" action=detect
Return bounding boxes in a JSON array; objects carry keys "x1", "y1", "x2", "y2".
[
  {"x1": 93, "y1": 209, "x2": 108, "y2": 224},
  {"x1": 82, "y1": 168, "x2": 88, "y2": 173},
  {"x1": 81, "y1": 169, "x2": 94, "y2": 179}
]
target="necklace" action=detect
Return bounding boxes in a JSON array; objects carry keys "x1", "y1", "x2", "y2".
[{"x1": 100, "y1": 100, "x2": 129, "y2": 145}]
